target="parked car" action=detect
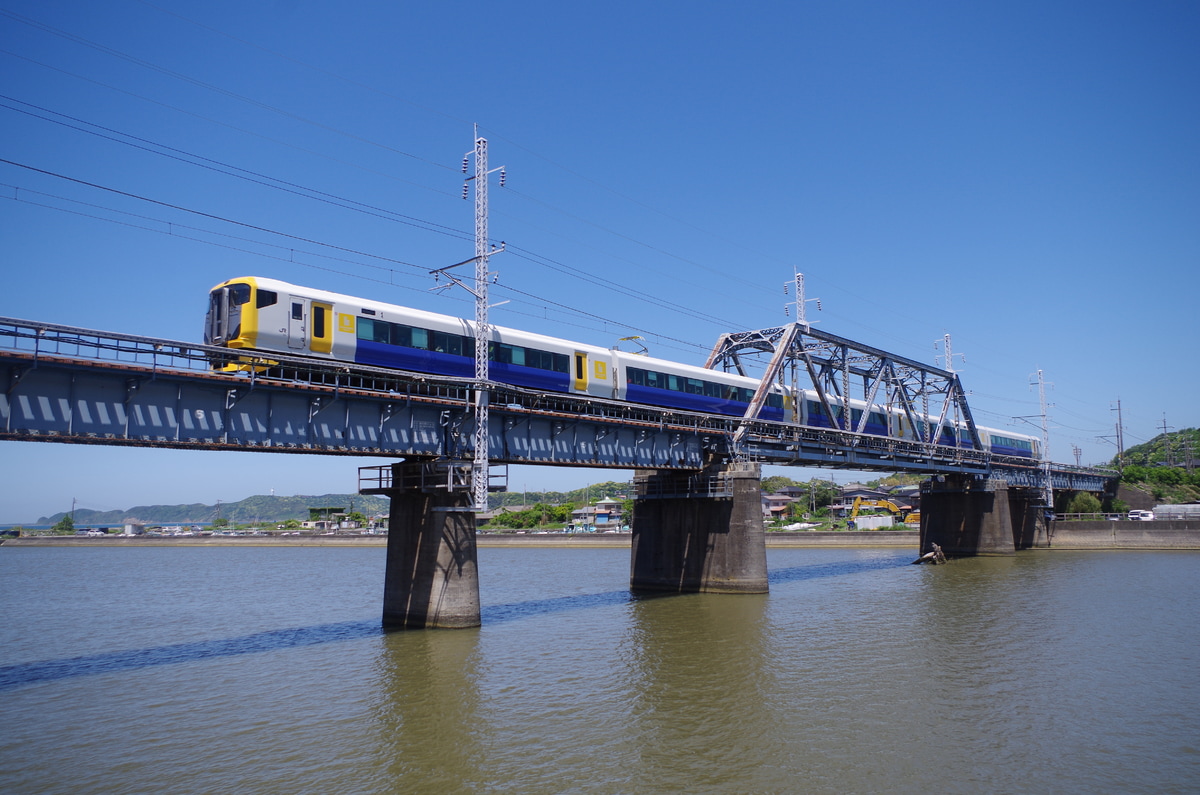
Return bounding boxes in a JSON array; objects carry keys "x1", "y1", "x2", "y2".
[{"x1": 1128, "y1": 510, "x2": 1155, "y2": 521}]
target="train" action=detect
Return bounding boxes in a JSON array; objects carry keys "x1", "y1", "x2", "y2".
[{"x1": 204, "y1": 276, "x2": 1040, "y2": 459}]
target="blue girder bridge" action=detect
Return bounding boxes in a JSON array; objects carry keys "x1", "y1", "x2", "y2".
[
  {"x1": 0, "y1": 317, "x2": 1113, "y2": 492},
  {"x1": 1, "y1": 315, "x2": 1119, "y2": 628}
]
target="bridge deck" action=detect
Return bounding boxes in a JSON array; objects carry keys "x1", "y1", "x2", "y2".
[{"x1": 0, "y1": 317, "x2": 1115, "y2": 491}]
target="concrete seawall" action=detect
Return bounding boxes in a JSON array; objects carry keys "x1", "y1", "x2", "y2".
[
  {"x1": 1047, "y1": 521, "x2": 1200, "y2": 549},
  {"x1": 7, "y1": 526, "x2": 1199, "y2": 550},
  {"x1": 1, "y1": 531, "x2": 919, "y2": 548}
]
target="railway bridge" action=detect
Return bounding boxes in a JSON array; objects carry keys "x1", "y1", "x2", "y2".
[{"x1": 0, "y1": 316, "x2": 1116, "y2": 627}]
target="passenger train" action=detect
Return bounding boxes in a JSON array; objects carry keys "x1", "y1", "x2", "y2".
[{"x1": 204, "y1": 276, "x2": 1040, "y2": 459}]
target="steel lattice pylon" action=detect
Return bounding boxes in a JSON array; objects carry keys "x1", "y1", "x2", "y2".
[{"x1": 471, "y1": 133, "x2": 491, "y2": 512}]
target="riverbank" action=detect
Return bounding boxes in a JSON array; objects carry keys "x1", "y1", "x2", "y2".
[
  {"x1": 8, "y1": 525, "x2": 1199, "y2": 549},
  {"x1": 1047, "y1": 520, "x2": 1200, "y2": 549},
  {"x1": 0, "y1": 531, "x2": 920, "y2": 548}
]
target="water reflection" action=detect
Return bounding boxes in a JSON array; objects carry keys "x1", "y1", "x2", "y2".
[
  {"x1": 482, "y1": 589, "x2": 631, "y2": 624},
  {"x1": 369, "y1": 627, "x2": 488, "y2": 793},
  {"x1": 768, "y1": 554, "x2": 910, "y2": 585},
  {"x1": 621, "y1": 592, "x2": 781, "y2": 793},
  {"x1": 0, "y1": 620, "x2": 381, "y2": 691}
]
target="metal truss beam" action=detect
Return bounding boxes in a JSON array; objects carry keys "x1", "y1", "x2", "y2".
[{"x1": 707, "y1": 322, "x2": 982, "y2": 456}]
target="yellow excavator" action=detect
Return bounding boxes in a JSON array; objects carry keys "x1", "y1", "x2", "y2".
[{"x1": 848, "y1": 496, "x2": 920, "y2": 527}]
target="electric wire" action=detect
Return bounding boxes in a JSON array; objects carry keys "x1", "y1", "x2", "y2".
[
  {"x1": 0, "y1": 8, "x2": 452, "y2": 172},
  {"x1": 0, "y1": 96, "x2": 472, "y2": 243}
]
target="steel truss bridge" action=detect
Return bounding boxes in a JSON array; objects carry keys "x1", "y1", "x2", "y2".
[{"x1": 0, "y1": 317, "x2": 1114, "y2": 493}]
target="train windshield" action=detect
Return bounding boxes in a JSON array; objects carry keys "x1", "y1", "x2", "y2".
[{"x1": 205, "y1": 282, "x2": 250, "y2": 345}]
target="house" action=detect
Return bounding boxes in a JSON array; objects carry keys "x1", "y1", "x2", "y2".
[
  {"x1": 761, "y1": 492, "x2": 798, "y2": 520},
  {"x1": 570, "y1": 498, "x2": 626, "y2": 532}
]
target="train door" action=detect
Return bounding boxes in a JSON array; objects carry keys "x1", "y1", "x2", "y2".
[
  {"x1": 309, "y1": 301, "x2": 333, "y2": 354},
  {"x1": 287, "y1": 296, "x2": 306, "y2": 349},
  {"x1": 573, "y1": 351, "x2": 588, "y2": 392}
]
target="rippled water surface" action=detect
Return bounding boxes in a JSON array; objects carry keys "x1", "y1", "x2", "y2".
[{"x1": 2, "y1": 545, "x2": 1198, "y2": 794}]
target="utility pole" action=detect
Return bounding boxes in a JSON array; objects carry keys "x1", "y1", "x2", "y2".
[
  {"x1": 785, "y1": 270, "x2": 820, "y2": 327},
  {"x1": 1032, "y1": 369, "x2": 1053, "y2": 509},
  {"x1": 458, "y1": 126, "x2": 507, "y2": 511},
  {"x1": 935, "y1": 333, "x2": 971, "y2": 447},
  {"x1": 1112, "y1": 399, "x2": 1125, "y2": 468},
  {"x1": 433, "y1": 128, "x2": 506, "y2": 510},
  {"x1": 1160, "y1": 413, "x2": 1175, "y2": 466}
]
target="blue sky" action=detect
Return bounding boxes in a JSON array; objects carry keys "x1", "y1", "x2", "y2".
[{"x1": 1, "y1": 0, "x2": 1196, "y2": 522}]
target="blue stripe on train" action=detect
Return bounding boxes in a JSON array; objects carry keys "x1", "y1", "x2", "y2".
[
  {"x1": 354, "y1": 341, "x2": 571, "y2": 392},
  {"x1": 354, "y1": 340, "x2": 790, "y2": 421},
  {"x1": 625, "y1": 384, "x2": 785, "y2": 421},
  {"x1": 805, "y1": 411, "x2": 888, "y2": 436}
]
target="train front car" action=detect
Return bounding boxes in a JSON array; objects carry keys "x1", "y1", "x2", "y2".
[
  {"x1": 206, "y1": 277, "x2": 325, "y2": 370},
  {"x1": 205, "y1": 277, "x2": 272, "y2": 370}
]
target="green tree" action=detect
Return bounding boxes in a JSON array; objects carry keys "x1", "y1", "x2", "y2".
[
  {"x1": 212, "y1": 517, "x2": 230, "y2": 528},
  {"x1": 762, "y1": 475, "x2": 799, "y2": 494},
  {"x1": 51, "y1": 515, "x2": 75, "y2": 534},
  {"x1": 1067, "y1": 492, "x2": 1103, "y2": 514}
]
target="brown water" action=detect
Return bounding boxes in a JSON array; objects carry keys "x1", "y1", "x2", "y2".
[{"x1": 2, "y1": 546, "x2": 1198, "y2": 794}]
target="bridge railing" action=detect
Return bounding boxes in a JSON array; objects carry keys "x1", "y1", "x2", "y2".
[
  {"x1": 0, "y1": 316, "x2": 214, "y2": 373},
  {"x1": 634, "y1": 470, "x2": 736, "y2": 500},
  {"x1": 1055, "y1": 513, "x2": 1126, "y2": 522}
]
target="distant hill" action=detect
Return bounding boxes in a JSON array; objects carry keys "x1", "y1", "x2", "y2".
[
  {"x1": 33, "y1": 480, "x2": 638, "y2": 526},
  {"x1": 1115, "y1": 428, "x2": 1200, "y2": 505},
  {"x1": 1115, "y1": 428, "x2": 1199, "y2": 469},
  {"x1": 38, "y1": 493, "x2": 391, "y2": 526}
]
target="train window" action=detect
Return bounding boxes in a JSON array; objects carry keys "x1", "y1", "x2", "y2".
[
  {"x1": 255, "y1": 289, "x2": 277, "y2": 308},
  {"x1": 391, "y1": 324, "x2": 411, "y2": 347},
  {"x1": 291, "y1": 302, "x2": 303, "y2": 320},
  {"x1": 429, "y1": 330, "x2": 462, "y2": 355},
  {"x1": 229, "y1": 284, "x2": 251, "y2": 305},
  {"x1": 410, "y1": 328, "x2": 428, "y2": 350},
  {"x1": 313, "y1": 306, "x2": 327, "y2": 338},
  {"x1": 767, "y1": 393, "x2": 783, "y2": 409},
  {"x1": 357, "y1": 318, "x2": 387, "y2": 344},
  {"x1": 490, "y1": 344, "x2": 567, "y2": 372}
]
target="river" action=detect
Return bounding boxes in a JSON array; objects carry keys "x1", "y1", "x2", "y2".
[{"x1": 1, "y1": 545, "x2": 1197, "y2": 794}]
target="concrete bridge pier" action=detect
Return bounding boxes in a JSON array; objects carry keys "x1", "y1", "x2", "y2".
[
  {"x1": 1010, "y1": 491, "x2": 1050, "y2": 549},
  {"x1": 630, "y1": 461, "x2": 769, "y2": 594},
  {"x1": 380, "y1": 462, "x2": 481, "y2": 629},
  {"x1": 919, "y1": 474, "x2": 1017, "y2": 556}
]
